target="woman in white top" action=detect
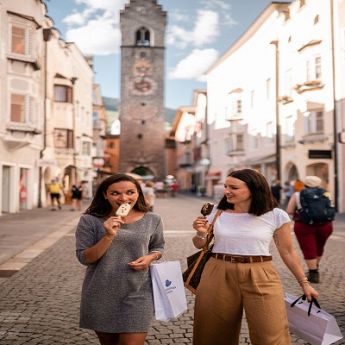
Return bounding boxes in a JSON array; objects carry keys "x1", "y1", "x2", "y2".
[{"x1": 192, "y1": 169, "x2": 319, "y2": 345}]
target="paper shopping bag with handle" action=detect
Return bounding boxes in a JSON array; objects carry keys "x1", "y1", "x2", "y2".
[
  {"x1": 150, "y1": 261, "x2": 187, "y2": 321},
  {"x1": 285, "y1": 293, "x2": 343, "y2": 345}
]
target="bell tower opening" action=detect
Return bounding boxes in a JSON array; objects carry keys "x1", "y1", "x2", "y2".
[{"x1": 136, "y1": 27, "x2": 150, "y2": 46}]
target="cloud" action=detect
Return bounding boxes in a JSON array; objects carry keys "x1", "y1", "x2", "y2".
[
  {"x1": 75, "y1": 0, "x2": 124, "y2": 13},
  {"x1": 201, "y1": 0, "x2": 237, "y2": 27},
  {"x1": 169, "y1": 49, "x2": 219, "y2": 81},
  {"x1": 202, "y1": 0, "x2": 231, "y2": 11},
  {"x1": 169, "y1": 9, "x2": 189, "y2": 23},
  {"x1": 167, "y1": 10, "x2": 219, "y2": 48},
  {"x1": 62, "y1": 12, "x2": 87, "y2": 26},
  {"x1": 66, "y1": 17, "x2": 120, "y2": 55},
  {"x1": 62, "y1": 0, "x2": 127, "y2": 55}
]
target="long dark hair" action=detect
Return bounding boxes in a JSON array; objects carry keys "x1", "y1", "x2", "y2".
[
  {"x1": 217, "y1": 168, "x2": 277, "y2": 216},
  {"x1": 85, "y1": 174, "x2": 150, "y2": 217}
]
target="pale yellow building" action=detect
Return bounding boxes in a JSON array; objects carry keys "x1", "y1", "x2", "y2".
[{"x1": 0, "y1": 0, "x2": 46, "y2": 214}]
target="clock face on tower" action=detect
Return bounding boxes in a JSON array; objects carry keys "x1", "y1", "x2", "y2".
[
  {"x1": 131, "y1": 76, "x2": 155, "y2": 95},
  {"x1": 130, "y1": 59, "x2": 157, "y2": 95}
]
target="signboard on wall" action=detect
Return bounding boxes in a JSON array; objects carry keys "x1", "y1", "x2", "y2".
[{"x1": 308, "y1": 150, "x2": 332, "y2": 159}]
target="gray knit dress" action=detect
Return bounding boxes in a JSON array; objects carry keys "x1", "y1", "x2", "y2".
[{"x1": 75, "y1": 212, "x2": 165, "y2": 333}]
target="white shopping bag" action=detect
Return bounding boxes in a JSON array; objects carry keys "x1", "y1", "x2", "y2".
[
  {"x1": 150, "y1": 261, "x2": 187, "y2": 321},
  {"x1": 285, "y1": 293, "x2": 343, "y2": 345}
]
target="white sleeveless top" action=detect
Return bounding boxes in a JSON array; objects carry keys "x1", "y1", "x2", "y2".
[{"x1": 207, "y1": 208, "x2": 291, "y2": 256}]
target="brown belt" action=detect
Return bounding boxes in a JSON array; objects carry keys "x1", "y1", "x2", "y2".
[{"x1": 211, "y1": 253, "x2": 272, "y2": 263}]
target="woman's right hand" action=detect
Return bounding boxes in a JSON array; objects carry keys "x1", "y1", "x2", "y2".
[
  {"x1": 103, "y1": 216, "x2": 124, "y2": 240},
  {"x1": 301, "y1": 282, "x2": 319, "y2": 301},
  {"x1": 192, "y1": 216, "x2": 209, "y2": 234}
]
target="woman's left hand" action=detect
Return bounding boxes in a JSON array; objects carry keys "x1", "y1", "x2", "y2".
[
  {"x1": 301, "y1": 283, "x2": 319, "y2": 301},
  {"x1": 128, "y1": 255, "x2": 154, "y2": 271}
]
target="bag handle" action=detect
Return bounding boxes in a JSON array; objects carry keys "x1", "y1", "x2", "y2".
[
  {"x1": 290, "y1": 294, "x2": 321, "y2": 316},
  {"x1": 202, "y1": 209, "x2": 222, "y2": 250}
]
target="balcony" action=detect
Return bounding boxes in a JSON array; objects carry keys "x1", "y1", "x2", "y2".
[
  {"x1": 299, "y1": 132, "x2": 328, "y2": 144},
  {"x1": 294, "y1": 80, "x2": 324, "y2": 94},
  {"x1": 226, "y1": 147, "x2": 245, "y2": 157},
  {"x1": 278, "y1": 95, "x2": 293, "y2": 105},
  {"x1": 226, "y1": 112, "x2": 243, "y2": 122},
  {"x1": 3, "y1": 124, "x2": 41, "y2": 150}
]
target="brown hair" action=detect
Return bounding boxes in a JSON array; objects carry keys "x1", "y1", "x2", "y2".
[
  {"x1": 85, "y1": 173, "x2": 150, "y2": 217},
  {"x1": 217, "y1": 168, "x2": 277, "y2": 216}
]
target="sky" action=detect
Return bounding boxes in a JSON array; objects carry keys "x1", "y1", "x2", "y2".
[{"x1": 45, "y1": 0, "x2": 275, "y2": 110}]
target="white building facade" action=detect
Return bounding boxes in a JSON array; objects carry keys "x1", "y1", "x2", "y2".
[{"x1": 205, "y1": 0, "x2": 345, "y2": 210}]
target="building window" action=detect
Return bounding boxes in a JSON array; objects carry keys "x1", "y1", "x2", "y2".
[
  {"x1": 10, "y1": 94, "x2": 36, "y2": 124},
  {"x1": 54, "y1": 85, "x2": 73, "y2": 103},
  {"x1": 226, "y1": 134, "x2": 244, "y2": 153},
  {"x1": 266, "y1": 78, "x2": 271, "y2": 100},
  {"x1": 8, "y1": 15, "x2": 36, "y2": 59},
  {"x1": 136, "y1": 27, "x2": 150, "y2": 46},
  {"x1": 11, "y1": 26, "x2": 26, "y2": 54},
  {"x1": 306, "y1": 55, "x2": 322, "y2": 81},
  {"x1": 253, "y1": 133, "x2": 259, "y2": 149},
  {"x1": 315, "y1": 56, "x2": 321, "y2": 79},
  {"x1": 54, "y1": 129, "x2": 74, "y2": 148},
  {"x1": 304, "y1": 111, "x2": 324, "y2": 134},
  {"x1": 10, "y1": 94, "x2": 25, "y2": 122},
  {"x1": 284, "y1": 115, "x2": 295, "y2": 142},
  {"x1": 250, "y1": 90, "x2": 255, "y2": 108},
  {"x1": 266, "y1": 122, "x2": 275, "y2": 143},
  {"x1": 82, "y1": 141, "x2": 91, "y2": 155},
  {"x1": 236, "y1": 99, "x2": 242, "y2": 114}
]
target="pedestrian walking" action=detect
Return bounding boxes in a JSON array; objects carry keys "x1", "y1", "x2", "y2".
[
  {"x1": 75, "y1": 173, "x2": 165, "y2": 345},
  {"x1": 293, "y1": 178, "x2": 304, "y2": 192},
  {"x1": 191, "y1": 168, "x2": 319, "y2": 345},
  {"x1": 142, "y1": 181, "x2": 155, "y2": 211},
  {"x1": 48, "y1": 179, "x2": 63, "y2": 210},
  {"x1": 270, "y1": 179, "x2": 282, "y2": 205},
  {"x1": 286, "y1": 175, "x2": 334, "y2": 283},
  {"x1": 71, "y1": 183, "x2": 83, "y2": 211},
  {"x1": 283, "y1": 180, "x2": 294, "y2": 208}
]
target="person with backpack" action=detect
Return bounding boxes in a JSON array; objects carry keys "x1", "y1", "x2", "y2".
[{"x1": 286, "y1": 176, "x2": 335, "y2": 283}]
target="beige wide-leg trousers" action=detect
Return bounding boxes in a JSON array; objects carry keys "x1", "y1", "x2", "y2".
[{"x1": 193, "y1": 257, "x2": 291, "y2": 345}]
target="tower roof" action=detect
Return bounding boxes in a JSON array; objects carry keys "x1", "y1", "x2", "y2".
[{"x1": 121, "y1": 0, "x2": 166, "y2": 16}]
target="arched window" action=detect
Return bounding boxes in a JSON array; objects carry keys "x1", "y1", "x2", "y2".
[{"x1": 136, "y1": 27, "x2": 150, "y2": 46}]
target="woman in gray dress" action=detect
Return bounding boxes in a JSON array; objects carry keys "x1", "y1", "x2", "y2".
[{"x1": 75, "y1": 174, "x2": 165, "y2": 345}]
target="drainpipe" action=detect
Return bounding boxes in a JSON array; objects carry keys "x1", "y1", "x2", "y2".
[
  {"x1": 330, "y1": 0, "x2": 338, "y2": 211},
  {"x1": 71, "y1": 77, "x2": 78, "y2": 185},
  {"x1": 38, "y1": 28, "x2": 52, "y2": 208},
  {"x1": 270, "y1": 40, "x2": 281, "y2": 181}
]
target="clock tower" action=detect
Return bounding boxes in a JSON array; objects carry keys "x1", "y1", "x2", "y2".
[{"x1": 119, "y1": 0, "x2": 167, "y2": 178}]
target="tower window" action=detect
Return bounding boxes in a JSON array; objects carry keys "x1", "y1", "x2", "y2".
[{"x1": 136, "y1": 27, "x2": 150, "y2": 46}]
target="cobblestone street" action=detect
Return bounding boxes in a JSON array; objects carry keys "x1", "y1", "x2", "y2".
[{"x1": 0, "y1": 195, "x2": 344, "y2": 344}]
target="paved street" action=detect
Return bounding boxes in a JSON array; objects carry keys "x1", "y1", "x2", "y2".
[{"x1": 0, "y1": 195, "x2": 344, "y2": 345}]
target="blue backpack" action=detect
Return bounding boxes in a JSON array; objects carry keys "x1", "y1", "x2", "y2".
[{"x1": 298, "y1": 188, "x2": 335, "y2": 225}]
